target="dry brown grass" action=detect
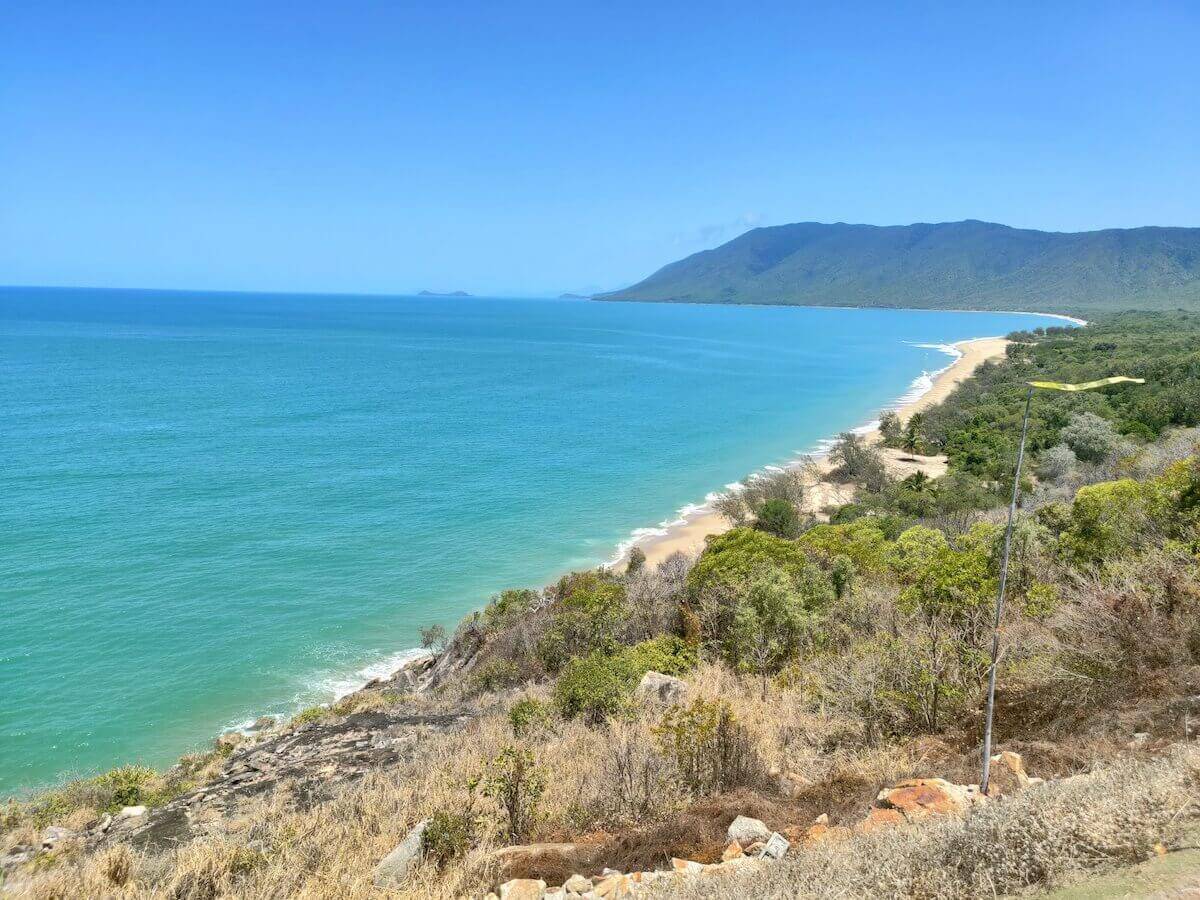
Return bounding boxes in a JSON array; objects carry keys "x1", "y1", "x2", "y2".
[
  {"x1": 649, "y1": 747, "x2": 1200, "y2": 899},
  {"x1": 4, "y1": 663, "x2": 917, "y2": 899}
]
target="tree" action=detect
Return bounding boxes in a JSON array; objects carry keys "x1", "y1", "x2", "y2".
[
  {"x1": 901, "y1": 470, "x2": 931, "y2": 493},
  {"x1": 419, "y1": 624, "x2": 448, "y2": 652},
  {"x1": 887, "y1": 526, "x2": 995, "y2": 731},
  {"x1": 830, "y1": 554, "x2": 856, "y2": 601},
  {"x1": 754, "y1": 497, "x2": 801, "y2": 538},
  {"x1": 625, "y1": 545, "x2": 647, "y2": 575},
  {"x1": 879, "y1": 410, "x2": 903, "y2": 446},
  {"x1": 688, "y1": 528, "x2": 812, "y2": 595},
  {"x1": 902, "y1": 413, "x2": 925, "y2": 455},
  {"x1": 480, "y1": 747, "x2": 545, "y2": 842},
  {"x1": 1061, "y1": 412, "x2": 1122, "y2": 464},
  {"x1": 1038, "y1": 443, "x2": 1078, "y2": 483},
  {"x1": 729, "y1": 567, "x2": 809, "y2": 699},
  {"x1": 829, "y1": 432, "x2": 890, "y2": 492}
]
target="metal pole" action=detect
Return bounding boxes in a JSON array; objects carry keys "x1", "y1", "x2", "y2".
[{"x1": 980, "y1": 385, "x2": 1034, "y2": 795}]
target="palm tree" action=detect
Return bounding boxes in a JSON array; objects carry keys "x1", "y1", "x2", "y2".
[{"x1": 901, "y1": 413, "x2": 925, "y2": 455}]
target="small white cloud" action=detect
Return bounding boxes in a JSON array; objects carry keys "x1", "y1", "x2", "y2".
[{"x1": 673, "y1": 212, "x2": 766, "y2": 248}]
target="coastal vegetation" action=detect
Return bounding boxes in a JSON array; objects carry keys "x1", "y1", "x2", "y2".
[
  {"x1": 4, "y1": 312, "x2": 1200, "y2": 898},
  {"x1": 600, "y1": 221, "x2": 1200, "y2": 314}
]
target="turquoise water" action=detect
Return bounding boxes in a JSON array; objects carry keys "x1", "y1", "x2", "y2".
[{"x1": 0, "y1": 287, "x2": 1056, "y2": 794}]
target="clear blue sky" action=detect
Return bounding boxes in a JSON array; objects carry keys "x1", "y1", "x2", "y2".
[{"x1": 2, "y1": 1, "x2": 1197, "y2": 296}]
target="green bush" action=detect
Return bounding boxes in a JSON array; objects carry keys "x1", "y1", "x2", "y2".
[
  {"x1": 483, "y1": 589, "x2": 538, "y2": 630},
  {"x1": 92, "y1": 765, "x2": 160, "y2": 812},
  {"x1": 291, "y1": 706, "x2": 330, "y2": 726},
  {"x1": 554, "y1": 651, "x2": 636, "y2": 723},
  {"x1": 688, "y1": 528, "x2": 811, "y2": 594},
  {"x1": 481, "y1": 747, "x2": 544, "y2": 842},
  {"x1": 468, "y1": 658, "x2": 522, "y2": 695},
  {"x1": 754, "y1": 498, "x2": 801, "y2": 538},
  {"x1": 652, "y1": 698, "x2": 762, "y2": 795},
  {"x1": 623, "y1": 635, "x2": 697, "y2": 677},
  {"x1": 798, "y1": 519, "x2": 889, "y2": 573},
  {"x1": 508, "y1": 697, "x2": 554, "y2": 738},
  {"x1": 422, "y1": 808, "x2": 474, "y2": 866}
]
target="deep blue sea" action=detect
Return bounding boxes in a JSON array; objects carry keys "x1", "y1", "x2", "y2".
[{"x1": 0, "y1": 287, "x2": 1057, "y2": 794}]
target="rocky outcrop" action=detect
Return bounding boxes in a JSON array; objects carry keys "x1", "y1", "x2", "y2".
[
  {"x1": 857, "y1": 777, "x2": 986, "y2": 833},
  {"x1": 91, "y1": 702, "x2": 473, "y2": 854},
  {"x1": 634, "y1": 672, "x2": 687, "y2": 707},
  {"x1": 374, "y1": 819, "x2": 429, "y2": 888}
]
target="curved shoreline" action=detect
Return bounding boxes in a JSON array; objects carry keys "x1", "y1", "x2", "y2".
[
  {"x1": 619, "y1": 335, "x2": 1012, "y2": 569},
  {"x1": 228, "y1": 318, "x2": 1069, "y2": 741}
]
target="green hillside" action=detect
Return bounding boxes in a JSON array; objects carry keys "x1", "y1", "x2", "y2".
[{"x1": 600, "y1": 220, "x2": 1200, "y2": 313}]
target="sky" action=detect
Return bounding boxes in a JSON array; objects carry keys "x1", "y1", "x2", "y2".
[{"x1": 2, "y1": 1, "x2": 1198, "y2": 296}]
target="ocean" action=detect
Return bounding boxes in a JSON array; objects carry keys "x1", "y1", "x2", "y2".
[{"x1": 0, "y1": 287, "x2": 1058, "y2": 794}]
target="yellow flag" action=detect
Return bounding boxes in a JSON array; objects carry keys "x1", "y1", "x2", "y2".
[{"x1": 1028, "y1": 376, "x2": 1145, "y2": 392}]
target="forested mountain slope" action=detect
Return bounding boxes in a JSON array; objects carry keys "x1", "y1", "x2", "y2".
[{"x1": 601, "y1": 221, "x2": 1200, "y2": 314}]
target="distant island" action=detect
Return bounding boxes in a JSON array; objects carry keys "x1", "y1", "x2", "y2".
[
  {"x1": 417, "y1": 290, "x2": 472, "y2": 297},
  {"x1": 558, "y1": 292, "x2": 591, "y2": 300},
  {"x1": 599, "y1": 219, "x2": 1200, "y2": 314}
]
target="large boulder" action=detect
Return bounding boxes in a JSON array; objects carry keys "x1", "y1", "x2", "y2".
[
  {"x1": 373, "y1": 819, "x2": 429, "y2": 888},
  {"x1": 986, "y1": 751, "x2": 1040, "y2": 796},
  {"x1": 634, "y1": 671, "x2": 687, "y2": 706},
  {"x1": 858, "y1": 778, "x2": 986, "y2": 833},
  {"x1": 726, "y1": 815, "x2": 772, "y2": 846}
]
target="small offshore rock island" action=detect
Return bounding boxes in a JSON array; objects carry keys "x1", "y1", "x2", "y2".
[
  {"x1": 6, "y1": 300, "x2": 1200, "y2": 899},
  {"x1": 5, "y1": 2, "x2": 1200, "y2": 895}
]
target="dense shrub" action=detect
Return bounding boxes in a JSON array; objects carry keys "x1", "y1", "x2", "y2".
[
  {"x1": 687, "y1": 528, "x2": 811, "y2": 594},
  {"x1": 755, "y1": 497, "x2": 802, "y2": 538},
  {"x1": 480, "y1": 747, "x2": 544, "y2": 842},
  {"x1": 421, "y1": 808, "x2": 474, "y2": 866},
  {"x1": 652, "y1": 698, "x2": 763, "y2": 795},
  {"x1": 507, "y1": 697, "x2": 554, "y2": 738}
]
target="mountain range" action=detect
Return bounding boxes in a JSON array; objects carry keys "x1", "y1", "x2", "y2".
[{"x1": 600, "y1": 220, "x2": 1200, "y2": 313}]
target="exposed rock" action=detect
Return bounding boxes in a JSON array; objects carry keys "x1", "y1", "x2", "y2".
[
  {"x1": 95, "y1": 704, "x2": 474, "y2": 854},
  {"x1": 499, "y1": 878, "x2": 548, "y2": 900},
  {"x1": 986, "y1": 751, "x2": 1036, "y2": 796},
  {"x1": 721, "y1": 841, "x2": 743, "y2": 861},
  {"x1": 627, "y1": 871, "x2": 661, "y2": 884},
  {"x1": 671, "y1": 858, "x2": 705, "y2": 875},
  {"x1": 373, "y1": 819, "x2": 429, "y2": 888},
  {"x1": 800, "y1": 813, "x2": 840, "y2": 845},
  {"x1": 116, "y1": 805, "x2": 147, "y2": 820},
  {"x1": 216, "y1": 731, "x2": 245, "y2": 751},
  {"x1": 726, "y1": 815, "x2": 772, "y2": 846},
  {"x1": 41, "y1": 826, "x2": 75, "y2": 851},
  {"x1": 563, "y1": 873, "x2": 592, "y2": 894},
  {"x1": 858, "y1": 806, "x2": 906, "y2": 832},
  {"x1": 250, "y1": 716, "x2": 277, "y2": 731},
  {"x1": 858, "y1": 778, "x2": 987, "y2": 833},
  {"x1": 776, "y1": 771, "x2": 809, "y2": 798},
  {"x1": 759, "y1": 832, "x2": 790, "y2": 860},
  {"x1": 2, "y1": 845, "x2": 35, "y2": 870},
  {"x1": 634, "y1": 671, "x2": 687, "y2": 706},
  {"x1": 593, "y1": 873, "x2": 637, "y2": 898}
]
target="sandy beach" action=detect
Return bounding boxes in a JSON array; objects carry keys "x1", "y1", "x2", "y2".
[{"x1": 625, "y1": 336, "x2": 1010, "y2": 569}]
